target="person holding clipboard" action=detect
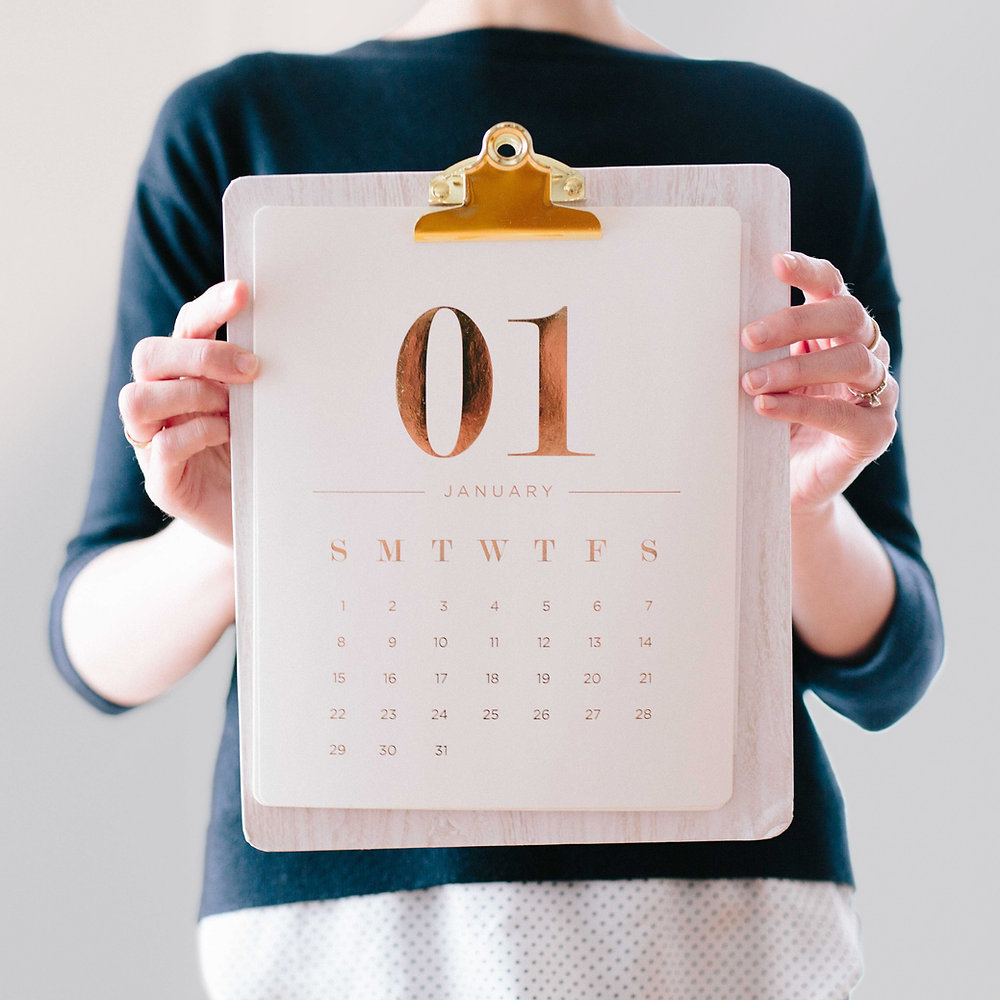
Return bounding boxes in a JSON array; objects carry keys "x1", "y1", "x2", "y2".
[{"x1": 50, "y1": 1, "x2": 943, "y2": 997}]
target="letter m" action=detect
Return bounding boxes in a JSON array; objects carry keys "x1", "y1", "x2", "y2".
[{"x1": 377, "y1": 539, "x2": 404, "y2": 562}]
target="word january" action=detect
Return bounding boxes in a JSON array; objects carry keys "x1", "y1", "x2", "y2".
[{"x1": 443, "y1": 483, "x2": 553, "y2": 499}]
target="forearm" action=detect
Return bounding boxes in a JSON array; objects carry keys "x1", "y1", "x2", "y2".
[
  {"x1": 791, "y1": 494, "x2": 896, "y2": 659},
  {"x1": 61, "y1": 519, "x2": 236, "y2": 707}
]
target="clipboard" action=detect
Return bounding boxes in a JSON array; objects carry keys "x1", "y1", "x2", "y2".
[{"x1": 225, "y1": 123, "x2": 792, "y2": 852}]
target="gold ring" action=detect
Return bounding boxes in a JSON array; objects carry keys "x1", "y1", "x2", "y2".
[
  {"x1": 848, "y1": 359, "x2": 889, "y2": 408},
  {"x1": 865, "y1": 316, "x2": 881, "y2": 352},
  {"x1": 124, "y1": 426, "x2": 153, "y2": 449}
]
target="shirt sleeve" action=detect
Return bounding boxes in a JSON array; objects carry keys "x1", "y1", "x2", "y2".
[
  {"x1": 48, "y1": 80, "x2": 230, "y2": 712},
  {"x1": 790, "y1": 106, "x2": 945, "y2": 730}
]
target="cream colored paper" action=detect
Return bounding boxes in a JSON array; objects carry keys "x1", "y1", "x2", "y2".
[{"x1": 249, "y1": 205, "x2": 741, "y2": 813}]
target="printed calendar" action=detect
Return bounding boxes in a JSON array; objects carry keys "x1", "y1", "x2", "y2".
[{"x1": 248, "y1": 205, "x2": 742, "y2": 813}]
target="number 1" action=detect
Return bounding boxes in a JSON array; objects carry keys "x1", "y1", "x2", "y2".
[{"x1": 508, "y1": 308, "x2": 593, "y2": 457}]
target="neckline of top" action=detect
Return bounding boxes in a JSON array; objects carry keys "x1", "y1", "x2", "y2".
[{"x1": 354, "y1": 26, "x2": 679, "y2": 60}]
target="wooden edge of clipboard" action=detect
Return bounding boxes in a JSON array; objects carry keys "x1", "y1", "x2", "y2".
[{"x1": 223, "y1": 163, "x2": 792, "y2": 851}]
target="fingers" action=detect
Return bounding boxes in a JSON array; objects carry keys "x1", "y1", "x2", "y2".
[
  {"x1": 742, "y1": 340, "x2": 891, "y2": 398},
  {"x1": 743, "y1": 248, "x2": 891, "y2": 399},
  {"x1": 123, "y1": 280, "x2": 255, "y2": 453},
  {"x1": 119, "y1": 378, "x2": 230, "y2": 447},
  {"x1": 744, "y1": 295, "x2": 872, "y2": 352},
  {"x1": 743, "y1": 284, "x2": 872, "y2": 353},
  {"x1": 173, "y1": 279, "x2": 248, "y2": 339},
  {"x1": 149, "y1": 414, "x2": 232, "y2": 466},
  {"x1": 743, "y1": 252, "x2": 900, "y2": 511},
  {"x1": 771, "y1": 251, "x2": 849, "y2": 302},
  {"x1": 752, "y1": 390, "x2": 897, "y2": 463},
  {"x1": 137, "y1": 415, "x2": 235, "y2": 530},
  {"x1": 132, "y1": 336, "x2": 258, "y2": 383},
  {"x1": 132, "y1": 280, "x2": 257, "y2": 383}
]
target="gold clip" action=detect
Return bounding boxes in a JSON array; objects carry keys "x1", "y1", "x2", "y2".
[{"x1": 415, "y1": 122, "x2": 601, "y2": 242}]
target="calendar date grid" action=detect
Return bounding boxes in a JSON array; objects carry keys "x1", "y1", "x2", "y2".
[{"x1": 325, "y1": 590, "x2": 668, "y2": 763}]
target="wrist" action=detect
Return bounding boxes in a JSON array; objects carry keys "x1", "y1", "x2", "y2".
[
  {"x1": 790, "y1": 496, "x2": 895, "y2": 659},
  {"x1": 790, "y1": 497, "x2": 837, "y2": 536},
  {"x1": 166, "y1": 519, "x2": 237, "y2": 620}
]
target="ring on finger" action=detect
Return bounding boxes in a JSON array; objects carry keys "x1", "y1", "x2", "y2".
[
  {"x1": 848, "y1": 358, "x2": 889, "y2": 408},
  {"x1": 865, "y1": 316, "x2": 882, "y2": 353},
  {"x1": 124, "y1": 426, "x2": 154, "y2": 449}
]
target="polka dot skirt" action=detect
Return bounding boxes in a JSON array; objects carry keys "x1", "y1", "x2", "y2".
[{"x1": 198, "y1": 878, "x2": 862, "y2": 999}]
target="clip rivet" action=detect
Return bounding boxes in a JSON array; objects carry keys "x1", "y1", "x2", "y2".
[{"x1": 417, "y1": 122, "x2": 600, "y2": 241}]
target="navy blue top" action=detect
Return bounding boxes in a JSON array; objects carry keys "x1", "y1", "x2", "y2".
[{"x1": 49, "y1": 29, "x2": 944, "y2": 919}]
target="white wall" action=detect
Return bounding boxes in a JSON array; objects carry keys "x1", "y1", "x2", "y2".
[{"x1": 3, "y1": 2, "x2": 993, "y2": 997}]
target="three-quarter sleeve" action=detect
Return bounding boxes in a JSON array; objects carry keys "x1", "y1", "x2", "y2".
[
  {"x1": 49, "y1": 82, "x2": 230, "y2": 712},
  {"x1": 790, "y1": 109, "x2": 945, "y2": 728}
]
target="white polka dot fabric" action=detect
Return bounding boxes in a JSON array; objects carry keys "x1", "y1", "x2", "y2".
[{"x1": 199, "y1": 879, "x2": 862, "y2": 999}]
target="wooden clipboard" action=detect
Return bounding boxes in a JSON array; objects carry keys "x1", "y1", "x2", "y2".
[{"x1": 225, "y1": 124, "x2": 792, "y2": 852}]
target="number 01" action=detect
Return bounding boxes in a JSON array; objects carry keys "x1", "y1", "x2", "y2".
[{"x1": 395, "y1": 305, "x2": 592, "y2": 458}]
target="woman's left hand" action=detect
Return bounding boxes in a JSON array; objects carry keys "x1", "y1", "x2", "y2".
[{"x1": 741, "y1": 251, "x2": 898, "y2": 517}]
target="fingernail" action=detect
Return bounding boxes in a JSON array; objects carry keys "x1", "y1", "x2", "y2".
[
  {"x1": 781, "y1": 253, "x2": 798, "y2": 270},
  {"x1": 235, "y1": 351, "x2": 258, "y2": 375},
  {"x1": 756, "y1": 394, "x2": 778, "y2": 411},
  {"x1": 744, "y1": 321, "x2": 768, "y2": 346},
  {"x1": 743, "y1": 369, "x2": 767, "y2": 392}
]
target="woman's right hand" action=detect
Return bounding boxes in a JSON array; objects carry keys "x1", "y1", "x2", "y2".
[{"x1": 118, "y1": 279, "x2": 258, "y2": 546}]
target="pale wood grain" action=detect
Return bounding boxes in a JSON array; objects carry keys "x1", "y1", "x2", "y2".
[{"x1": 224, "y1": 163, "x2": 791, "y2": 851}]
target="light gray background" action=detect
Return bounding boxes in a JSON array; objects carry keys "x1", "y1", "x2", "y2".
[{"x1": 3, "y1": 2, "x2": 995, "y2": 997}]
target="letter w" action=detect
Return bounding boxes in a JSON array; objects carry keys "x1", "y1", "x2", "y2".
[{"x1": 478, "y1": 539, "x2": 509, "y2": 562}]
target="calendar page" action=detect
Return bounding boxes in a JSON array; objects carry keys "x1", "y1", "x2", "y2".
[{"x1": 249, "y1": 205, "x2": 742, "y2": 813}]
